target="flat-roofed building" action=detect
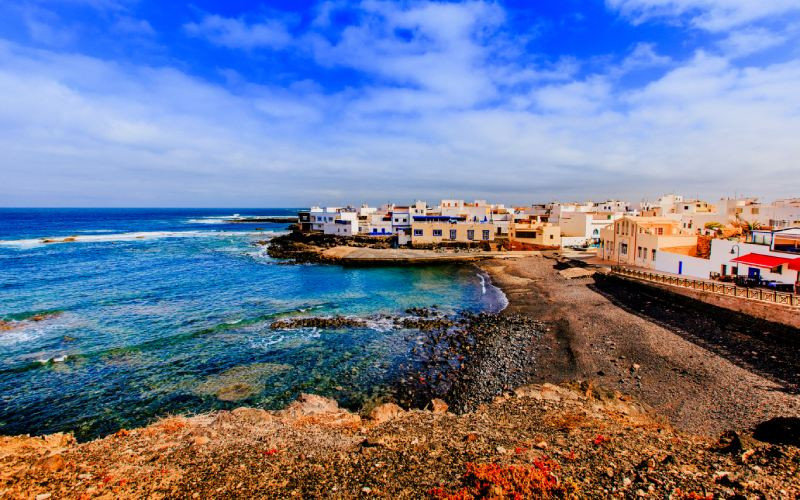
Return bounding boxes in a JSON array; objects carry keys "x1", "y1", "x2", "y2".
[
  {"x1": 410, "y1": 216, "x2": 495, "y2": 246},
  {"x1": 599, "y1": 216, "x2": 697, "y2": 269},
  {"x1": 509, "y1": 221, "x2": 561, "y2": 248}
]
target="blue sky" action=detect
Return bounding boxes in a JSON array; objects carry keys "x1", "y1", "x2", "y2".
[{"x1": 0, "y1": 0, "x2": 799, "y2": 207}]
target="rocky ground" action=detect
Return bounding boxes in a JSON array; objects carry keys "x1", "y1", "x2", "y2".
[
  {"x1": 480, "y1": 255, "x2": 800, "y2": 436},
  {"x1": 263, "y1": 232, "x2": 394, "y2": 263},
  {"x1": 3, "y1": 384, "x2": 799, "y2": 499}
]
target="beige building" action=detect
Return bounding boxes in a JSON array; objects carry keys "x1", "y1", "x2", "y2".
[
  {"x1": 410, "y1": 218, "x2": 495, "y2": 246},
  {"x1": 508, "y1": 221, "x2": 561, "y2": 248},
  {"x1": 599, "y1": 216, "x2": 697, "y2": 269}
]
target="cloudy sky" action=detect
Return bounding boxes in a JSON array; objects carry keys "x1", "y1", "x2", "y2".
[{"x1": 0, "y1": 0, "x2": 798, "y2": 207}]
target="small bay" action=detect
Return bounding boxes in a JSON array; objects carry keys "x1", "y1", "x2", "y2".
[{"x1": 0, "y1": 208, "x2": 503, "y2": 440}]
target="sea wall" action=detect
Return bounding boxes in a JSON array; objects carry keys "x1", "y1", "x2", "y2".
[{"x1": 605, "y1": 273, "x2": 800, "y2": 329}]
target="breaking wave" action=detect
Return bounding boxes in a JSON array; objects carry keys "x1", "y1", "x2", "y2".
[{"x1": 0, "y1": 230, "x2": 270, "y2": 249}]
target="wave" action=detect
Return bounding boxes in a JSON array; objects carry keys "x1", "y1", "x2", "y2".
[
  {"x1": 186, "y1": 218, "x2": 232, "y2": 224},
  {"x1": 477, "y1": 271, "x2": 509, "y2": 313},
  {"x1": 0, "y1": 230, "x2": 274, "y2": 249}
]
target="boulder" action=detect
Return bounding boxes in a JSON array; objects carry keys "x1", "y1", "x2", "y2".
[
  {"x1": 369, "y1": 403, "x2": 405, "y2": 425},
  {"x1": 431, "y1": 399, "x2": 449, "y2": 413},
  {"x1": 37, "y1": 454, "x2": 65, "y2": 472},
  {"x1": 280, "y1": 394, "x2": 361, "y2": 429}
]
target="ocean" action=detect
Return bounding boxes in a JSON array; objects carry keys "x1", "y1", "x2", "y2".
[{"x1": 0, "y1": 208, "x2": 505, "y2": 440}]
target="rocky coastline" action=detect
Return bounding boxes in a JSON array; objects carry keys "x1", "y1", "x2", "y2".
[
  {"x1": 3, "y1": 254, "x2": 800, "y2": 497},
  {"x1": 262, "y1": 232, "x2": 394, "y2": 263},
  {"x1": 3, "y1": 384, "x2": 799, "y2": 498}
]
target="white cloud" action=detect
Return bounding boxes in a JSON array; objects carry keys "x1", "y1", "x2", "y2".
[
  {"x1": 184, "y1": 14, "x2": 292, "y2": 50},
  {"x1": 718, "y1": 27, "x2": 791, "y2": 57},
  {"x1": 307, "y1": 1, "x2": 504, "y2": 110},
  {"x1": 112, "y1": 17, "x2": 156, "y2": 37},
  {"x1": 607, "y1": 0, "x2": 800, "y2": 31},
  {"x1": 22, "y1": 7, "x2": 76, "y2": 46},
  {"x1": 1, "y1": 1, "x2": 800, "y2": 205}
]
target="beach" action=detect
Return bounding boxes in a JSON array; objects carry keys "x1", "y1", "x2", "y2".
[{"x1": 480, "y1": 255, "x2": 800, "y2": 436}]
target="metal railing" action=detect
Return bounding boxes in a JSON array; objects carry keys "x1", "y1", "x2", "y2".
[{"x1": 611, "y1": 266, "x2": 800, "y2": 308}]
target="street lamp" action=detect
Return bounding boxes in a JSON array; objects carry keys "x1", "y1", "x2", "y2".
[{"x1": 730, "y1": 244, "x2": 740, "y2": 278}]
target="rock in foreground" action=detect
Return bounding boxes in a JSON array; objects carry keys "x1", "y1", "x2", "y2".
[{"x1": 2, "y1": 384, "x2": 798, "y2": 498}]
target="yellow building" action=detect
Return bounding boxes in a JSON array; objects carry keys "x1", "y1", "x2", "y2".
[
  {"x1": 508, "y1": 221, "x2": 561, "y2": 249},
  {"x1": 599, "y1": 216, "x2": 697, "y2": 268},
  {"x1": 410, "y1": 217, "x2": 495, "y2": 246}
]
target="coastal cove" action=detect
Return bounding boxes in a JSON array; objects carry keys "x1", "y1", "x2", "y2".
[
  {"x1": 3, "y1": 250, "x2": 800, "y2": 497},
  {"x1": 0, "y1": 209, "x2": 506, "y2": 441}
]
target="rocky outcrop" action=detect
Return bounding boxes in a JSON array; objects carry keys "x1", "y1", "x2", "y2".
[
  {"x1": 270, "y1": 316, "x2": 368, "y2": 330},
  {"x1": 2, "y1": 387, "x2": 798, "y2": 498},
  {"x1": 263, "y1": 232, "x2": 394, "y2": 263}
]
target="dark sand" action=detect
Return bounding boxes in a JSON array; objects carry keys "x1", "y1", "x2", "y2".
[{"x1": 481, "y1": 255, "x2": 800, "y2": 436}]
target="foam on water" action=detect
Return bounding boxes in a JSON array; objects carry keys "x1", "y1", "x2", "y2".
[
  {"x1": 0, "y1": 230, "x2": 273, "y2": 249},
  {"x1": 0, "y1": 208, "x2": 498, "y2": 441}
]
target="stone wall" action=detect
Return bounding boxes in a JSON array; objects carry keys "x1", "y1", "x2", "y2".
[{"x1": 614, "y1": 275, "x2": 800, "y2": 329}]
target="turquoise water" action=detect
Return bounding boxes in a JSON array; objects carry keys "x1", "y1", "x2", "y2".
[{"x1": 0, "y1": 209, "x2": 503, "y2": 440}]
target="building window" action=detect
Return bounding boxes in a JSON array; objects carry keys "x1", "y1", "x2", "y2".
[
  {"x1": 450, "y1": 229, "x2": 457, "y2": 240},
  {"x1": 433, "y1": 229, "x2": 442, "y2": 237},
  {"x1": 620, "y1": 243, "x2": 628, "y2": 255},
  {"x1": 721, "y1": 264, "x2": 727, "y2": 275},
  {"x1": 482, "y1": 230, "x2": 490, "y2": 240},
  {"x1": 651, "y1": 249, "x2": 656, "y2": 260},
  {"x1": 549, "y1": 234, "x2": 554, "y2": 239},
  {"x1": 637, "y1": 246, "x2": 642, "y2": 258},
  {"x1": 656, "y1": 228, "x2": 663, "y2": 235},
  {"x1": 413, "y1": 229, "x2": 423, "y2": 236},
  {"x1": 467, "y1": 230, "x2": 475, "y2": 240}
]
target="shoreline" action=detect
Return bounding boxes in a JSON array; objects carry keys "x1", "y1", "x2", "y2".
[{"x1": 2, "y1": 254, "x2": 800, "y2": 496}]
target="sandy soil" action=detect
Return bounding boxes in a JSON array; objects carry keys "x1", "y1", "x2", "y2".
[{"x1": 481, "y1": 255, "x2": 800, "y2": 436}]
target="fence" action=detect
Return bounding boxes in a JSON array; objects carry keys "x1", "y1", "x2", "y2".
[{"x1": 611, "y1": 266, "x2": 800, "y2": 308}]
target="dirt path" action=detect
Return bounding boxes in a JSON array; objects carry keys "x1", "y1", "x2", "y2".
[{"x1": 481, "y1": 256, "x2": 800, "y2": 436}]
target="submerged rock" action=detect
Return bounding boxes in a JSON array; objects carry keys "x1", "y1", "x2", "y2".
[
  {"x1": 0, "y1": 320, "x2": 18, "y2": 332},
  {"x1": 271, "y1": 316, "x2": 368, "y2": 330},
  {"x1": 195, "y1": 363, "x2": 292, "y2": 402}
]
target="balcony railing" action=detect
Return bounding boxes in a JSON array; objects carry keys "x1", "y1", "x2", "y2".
[{"x1": 611, "y1": 266, "x2": 799, "y2": 308}]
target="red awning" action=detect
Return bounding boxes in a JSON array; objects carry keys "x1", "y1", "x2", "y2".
[
  {"x1": 730, "y1": 253, "x2": 793, "y2": 269},
  {"x1": 789, "y1": 258, "x2": 800, "y2": 271}
]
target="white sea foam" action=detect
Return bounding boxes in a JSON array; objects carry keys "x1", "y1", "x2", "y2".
[
  {"x1": 364, "y1": 317, "x2": 397, "y2": 332},
  {"x1": 186, "y1": 218, "x2": 230, "y2": 224},
  {"x1": 0, "y1": 230, "x2": 270, "y2": 249},
  {"x1": 478, "y1": 271, "x2": 509, "y2": 313}
]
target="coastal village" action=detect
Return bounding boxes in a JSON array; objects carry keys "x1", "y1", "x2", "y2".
[
  {"x1": 296, "y1": 195, "x2": 800, "y2": 293},
  {"x1": 4, "y1": 199, "x2": 800, "y2": 498}
]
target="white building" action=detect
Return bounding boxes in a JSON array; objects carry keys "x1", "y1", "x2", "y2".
[
  {"x1": 310, "y1": 206, "x2": 342, "y2": 232},
  {"x1": 322, "y1": 210, "x2": 358, "y2": 236},
  {"x1": 559, "y1": 212, "x2": 620, "y2": 247},
  {"x1": 655, "y1": 235, "x2": 800, "y2": 286}
]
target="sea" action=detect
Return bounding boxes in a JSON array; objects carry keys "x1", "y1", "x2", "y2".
[{"x1": 0, "y1": 208, "x2": 506, "y2": 440}]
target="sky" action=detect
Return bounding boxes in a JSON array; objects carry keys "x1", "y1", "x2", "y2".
[{"x1": 0, "y1": 0, "x2": 799, "y2": 207}]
